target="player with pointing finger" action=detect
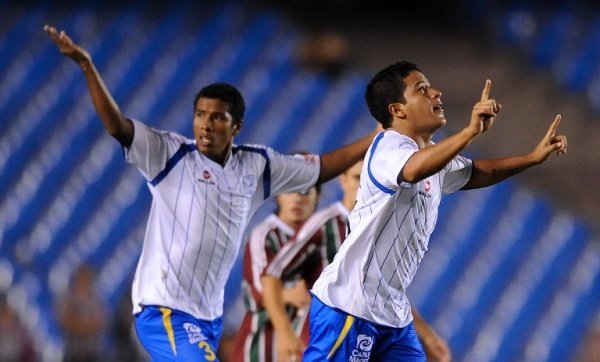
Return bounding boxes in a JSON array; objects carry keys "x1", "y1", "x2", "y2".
[{"x1": 304, "y1": 61, "x2": 567, "y2": 361}]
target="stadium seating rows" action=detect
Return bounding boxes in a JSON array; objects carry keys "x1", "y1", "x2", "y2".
[{"x1": 0, "y1": 2, "x2": 598, "y2": 361}]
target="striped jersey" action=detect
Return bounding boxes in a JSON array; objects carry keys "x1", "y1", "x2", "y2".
[
  {"x1": 126, "y1": 120, "x2": 320, "y2": 321},
  {"x1": 266, "y1": 201, "x2": 349, "y2": 289},
  {"x1": 311, "y1": 130, "x2": 472, "y2": 328},
  {"x1": 234, "y1": 214, "x2": 308, "y2": 362}
]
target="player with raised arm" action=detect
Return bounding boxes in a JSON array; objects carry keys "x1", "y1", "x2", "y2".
[
  {"x1": 43, "y1": 25, "x2": 379, "y2": 361},
  {"x1": 303, "y1": 61, "x2": 567, "y2": 361},
  {"x1": 262, "y1": 160, "x2": 451, "y2": 362}
]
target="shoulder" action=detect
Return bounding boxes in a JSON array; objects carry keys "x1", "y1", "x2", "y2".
[
  {"x1": 377, "y1": 130, "x2": 418, "y2": 149},
  {"x1": 316, "y1": 202, "x2": 348, "y2": 222},
  {"x1": 249, "y1": 214, "x2": 293, "y2": 244},
  {"x1": 250, "y1": 215, "x2": 280, "y2": 239},
  {"x1": 296, "y1": 203, "x2": 346, "y2": 240},
  {"x1": 232, "y1": 143, "x2": 271, "y2": 159},
  {"x1": 132, "y1": 119, "x2": 193, "y2": 144}
]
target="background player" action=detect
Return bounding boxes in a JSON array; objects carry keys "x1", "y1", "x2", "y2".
[
  {"x1": 233, "y1": 185, "x2": 320, "y2": 362},
  {"x1": 305, "y1": 61, "x2": 567, "y2": 361},
  {"x1": 44, "y1": 25, "x2": 379, "y2": 361}
]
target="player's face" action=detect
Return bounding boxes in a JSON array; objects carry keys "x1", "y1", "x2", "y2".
[
  {"x1": 401, "y1": 70, "x2": 445, "y2": 132},
  {"x1": 193, "y1": 97, "x2": 240, "y2": 165},
  {"x1": 276, "y1": 187, "x2": 319, "y2": 229},
  {"x1": 340, "y1": 160, "x2": 362, "y2": 203}
]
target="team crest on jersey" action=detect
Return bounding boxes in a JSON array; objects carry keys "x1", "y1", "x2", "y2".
[
  {"x1": 242, "y1": 175, "x2": 255, "y2": 192},
  {"x1": 183, "y1": 322, "x2": 208, "y2": 344},
  {"x1": 349, "y1": 334, "x2": 373, "y2": 361}
]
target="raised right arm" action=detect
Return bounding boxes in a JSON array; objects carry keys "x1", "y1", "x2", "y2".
[
  {"x1": 401, "y1": 80, "x2": 498, "y2": 184},
  {"x1": 44, "y1": 25, "x2": 133, "y2": 147}
]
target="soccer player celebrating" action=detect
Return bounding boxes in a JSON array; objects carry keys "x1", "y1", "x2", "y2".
[
  {"x1": 44, "y1": 25, "x2": 378, "y2": 361},
  {"x1": 303, "y1": 62, "x2": 567, "y2": 361},
  {"x1": 263, "y1": 160, "x2": 451, "y2": 362}
]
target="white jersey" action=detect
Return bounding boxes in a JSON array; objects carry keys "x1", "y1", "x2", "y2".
[
  {"x1": 126, "y1": 120, "x2": 320, "y2": 321},
  {"x1": 311, "y1": 130, "x2": 472, "y2": 328}
]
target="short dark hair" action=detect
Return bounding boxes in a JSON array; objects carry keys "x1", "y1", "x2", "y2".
[
  {"x1": 194, "y1": 83, "x2": 245, "y2": 126},
  {"x1": 365, "y1": 61, "x2": 420, "y2": 128}
]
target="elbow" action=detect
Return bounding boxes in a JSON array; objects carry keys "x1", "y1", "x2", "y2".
[
  {"x1": 401, "y1": 172, "x2": 419, "y2": 184},
  {"x1": 400, "y1": 165, "x2": 424, "y2": 184}
]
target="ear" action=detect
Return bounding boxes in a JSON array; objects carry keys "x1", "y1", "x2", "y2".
[
  {"x1": 232, "y1": 121, "x2": 243, "y2": 136},
  {"x1": 388, "y1": 103, "x2": 406, "y2": 119}
]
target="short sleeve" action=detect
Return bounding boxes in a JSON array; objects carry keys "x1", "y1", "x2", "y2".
[
  {"x1": 267, "y1": 149, "x2": 321, "y2": 196},
  {"x1": 368, "y1": 132, "x2": 419, "y2": 191},
  {"x1": 124, "y1": 119, "x2": 182, "y2": 181},
  {"x1": 441, "y1": 155, "x2": 473, "y2": 194}
]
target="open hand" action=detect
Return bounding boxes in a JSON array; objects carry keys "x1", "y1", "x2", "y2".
[{"x1": 43, "y1": 25, "x2": 91, "y2": 65}]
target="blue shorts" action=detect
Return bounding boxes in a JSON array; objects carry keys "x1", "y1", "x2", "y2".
[
  {"x1": 135, "y1": 305, "x2": 222, "y2": 361},
  {"x1": 303, "y1": 297, "x2": 425, "y2": 361}
]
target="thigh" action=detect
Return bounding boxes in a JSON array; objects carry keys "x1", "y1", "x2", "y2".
[
  {"x1": 375, "y1": 321, "x2": 425, "y2": 362},
  {"x1": 303, "y1": 298, "x2": 378, "y2": 362},
  {"x1": 135, "y1": 306, "x2": 221, "y2": 361}
]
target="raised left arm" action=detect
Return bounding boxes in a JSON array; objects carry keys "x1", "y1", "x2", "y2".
[{"x1": 462, "y1": 114, "x2": 567, "y2": 190}]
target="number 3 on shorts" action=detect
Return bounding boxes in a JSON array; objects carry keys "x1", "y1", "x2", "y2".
[{"x1": 198, "y1": 341, "x2": 216, "y2": 361}]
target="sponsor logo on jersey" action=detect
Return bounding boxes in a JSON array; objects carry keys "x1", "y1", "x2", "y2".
[
  {"x1": 418, "y1": 179, "x2": 432, "y2": 198},
  {"x1": 198, "y1": 170, "x2": 216, "y2": 185},
  {"x1": 183, "y1": 322, "x2": 208, "y2": 344},
  {"x1": 424, "y1": 179, "x2": 431, "y2": 192},
  {"x1": 349, "y1": 334, "x2": 373, "y2": 361}
]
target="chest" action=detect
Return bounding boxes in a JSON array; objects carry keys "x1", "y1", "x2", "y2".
[{"x1": 164, "y1": 153, "x2": 259, "y2": 197}]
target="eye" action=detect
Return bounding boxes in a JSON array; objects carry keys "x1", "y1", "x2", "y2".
[
  {"x1": 213, "y1": 114, "x2": 227, "y2": 122},
  {"x1": 418, "y1": 87, "x2": 426, "y2": 94}
]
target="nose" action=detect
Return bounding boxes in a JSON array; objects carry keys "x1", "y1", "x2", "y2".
[
  {"x1": 198, "y1": 115, "x2": 214, "y2": 131},
  {"x1": 430, "y1": 87, "x2": 442, "y2": 99}
]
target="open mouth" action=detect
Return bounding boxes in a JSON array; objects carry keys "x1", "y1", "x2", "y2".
[
  {"x1": 433, "y1": 104, "x2": 444, "y2": 113},
  {"x1": 198, "y1": 135, "x2": 213, "y2": 146}
]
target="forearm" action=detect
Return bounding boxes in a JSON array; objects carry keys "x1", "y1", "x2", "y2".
[
  {"x1": 318, "y1": 128, "x2": 379, "y2": 184},
  {"x1": 412, "y1": 307, "x2": 428, "y2": 336},
  {"x1": 261, "y1": 276, "x2": 296, "y2": 335},
  {"x1": 462, "y1": 153, "x2": 538, "y2": 190},
  {"x1": 402, "y1": 127, "x2": 476, "y2": 183},
  {"x1": 79, "y1": 58, "x2": 133, "y2": 147}
]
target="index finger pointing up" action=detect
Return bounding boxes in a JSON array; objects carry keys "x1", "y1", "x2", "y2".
[
  {"x1": 546, "y1": 114, "x2": 562, "y2": 138},
  {"x1": 481, "y1": 79, "x2": 491, "y2": 101}
]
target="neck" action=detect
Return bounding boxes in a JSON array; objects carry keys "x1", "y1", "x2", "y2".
[
  {"x1": 342, "y1": 197, "x2": 354, "y2": 212},
  {"x1": 281, "y1": 218, "x2": 303, "y2": 231},
  {"x1": 388, "y1": 122, "x2": 433, "y2": 149},
  {"x1": 203, "y1": 146, "x2": 231, "y2": 167}
]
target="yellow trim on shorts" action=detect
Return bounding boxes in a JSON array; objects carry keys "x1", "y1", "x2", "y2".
[
  {"x1": 160, "y1": 307, "x2": 177, "y2": 356},
  {"x1": 327, "y1": 315, "x2": 355, "y2": 359}
]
